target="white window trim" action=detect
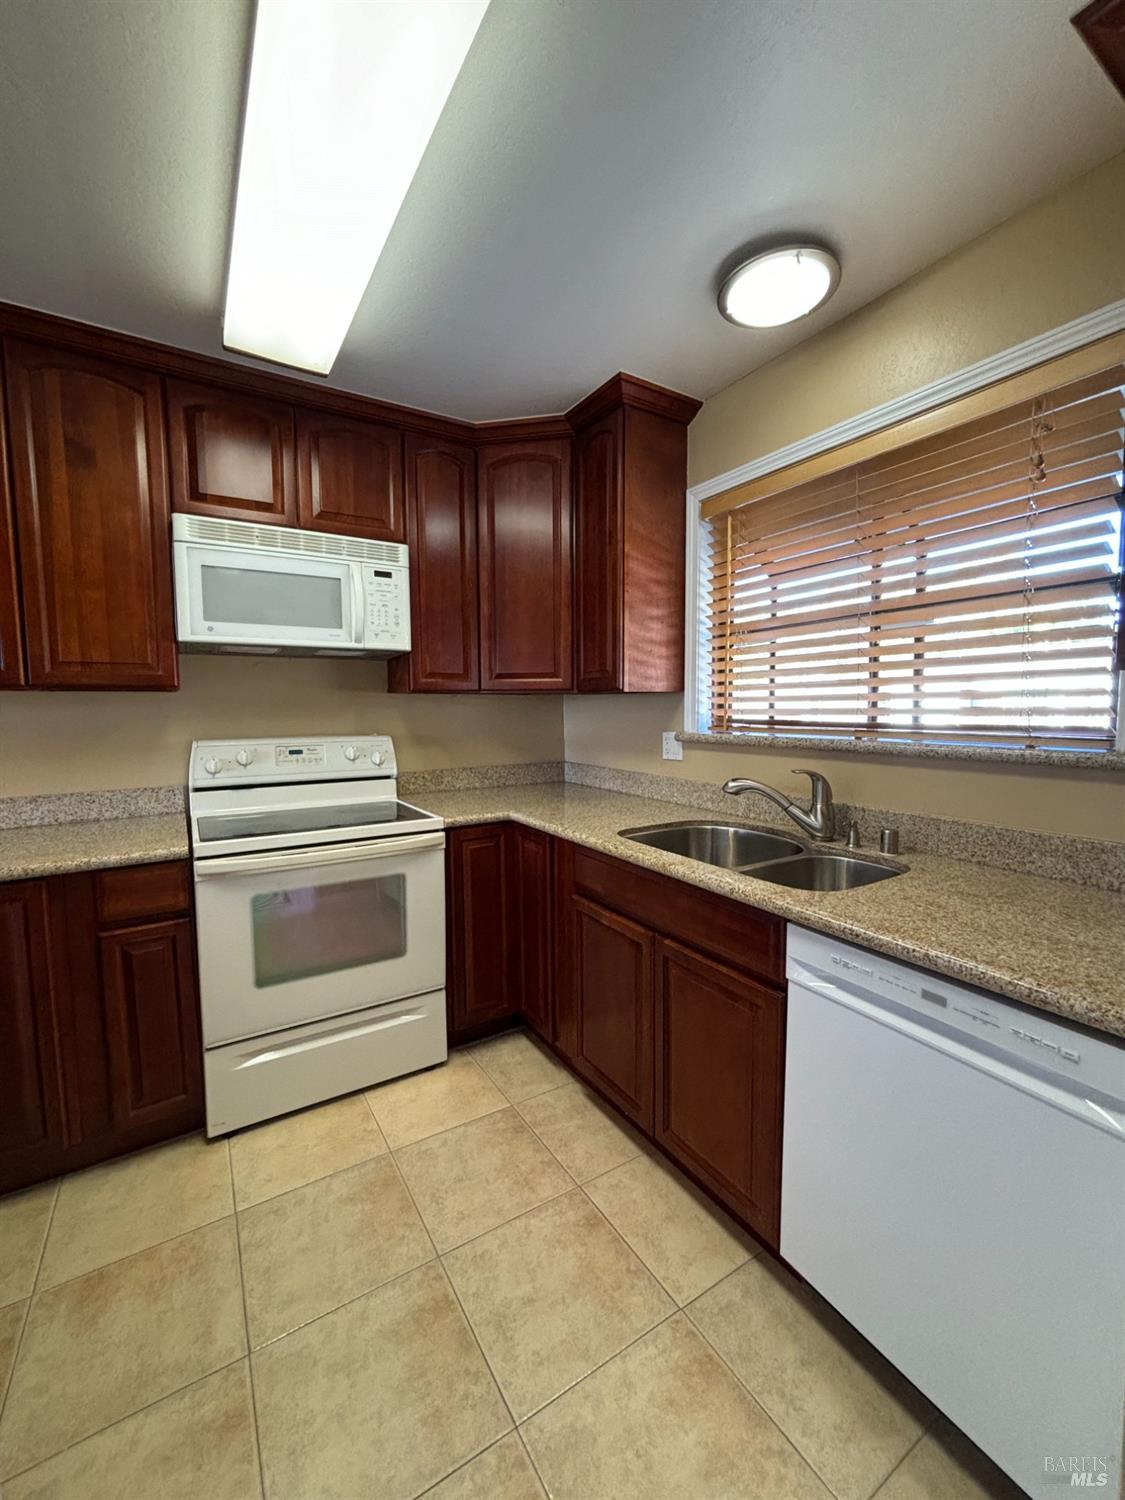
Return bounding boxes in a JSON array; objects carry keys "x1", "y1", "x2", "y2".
[{"x1": 683, "y1": 297, "x2": 1125, "y2": 749}]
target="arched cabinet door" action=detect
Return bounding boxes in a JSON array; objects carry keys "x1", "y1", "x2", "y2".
[
  {"x1": 477, "y1": 438, "x2": 572, "y2": 692},
  {"x1": 296, "y1": 409, "x2": 404, "y2": 541},
  {"x1": 4, "y1": 339, "x2": 177, "y2": 688}
]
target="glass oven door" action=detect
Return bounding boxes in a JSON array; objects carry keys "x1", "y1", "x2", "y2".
[
  {"x1": 193, "y1": 832, "x2": 445, "y2": 1044},
  {"x1": 177, "y1": 542, "x2": 359, "y2": 648}
]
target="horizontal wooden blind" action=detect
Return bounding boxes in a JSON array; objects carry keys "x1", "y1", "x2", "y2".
[{"x1": 704, "y1": 365, "x2": 1124, "y2": 747}]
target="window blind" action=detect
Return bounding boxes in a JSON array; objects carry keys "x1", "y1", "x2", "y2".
[{"x1": 703, "y1": 364, "x2": 1124, "y2": 748}]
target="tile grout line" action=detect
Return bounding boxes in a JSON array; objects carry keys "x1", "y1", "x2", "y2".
[
  {"x1": 0, "y1": 1179, "x2": 61, "y2": 1432},
  {"x1": 226, "y1": 1140, "x2": 269, "y2": 1500},
  {"x1": 864, "y1": 1429, "x2": 930, "y2": 1500},
  {"x1": 679, "y1": 1293, "x2": 894, "y2": 1500},
  {"x1": 0, "y1": 1356, "x2": 251, "y2": 1487},
  {"x1": 514, "y1": 1426, "x2": 552, "y2": 1499}
]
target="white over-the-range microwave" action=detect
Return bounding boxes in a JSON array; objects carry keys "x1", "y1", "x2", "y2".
[{"x1": 172, "y1": 514, "x2": 411, "y2": 656}]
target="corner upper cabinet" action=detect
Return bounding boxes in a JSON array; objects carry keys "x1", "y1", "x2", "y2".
[
  {"x1": 569, "y1": 376, "x2": 700, "y2": 693},
  {"x1": 3, "y1": 339, "x2": 178, "y2": 689},
  {"x1": 167, "y1": 379, "x2": 297, "y2": 526},
  {"x1": 295, "y1": 409, "x2": 404, "y2": 541},
  {"x1": 478, "y1": 437, "x2": 573, "y2": 691},
  {"x1": 0, "y1": 388, "x2": 25, "y2": 685},
  {"x1": 388, "y1": 434, "x2": 479, "y2": 691}
]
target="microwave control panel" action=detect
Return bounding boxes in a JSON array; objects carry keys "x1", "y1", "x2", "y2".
[{"x1": 362, "y1": 564, "x2": 410, "y2": 651}]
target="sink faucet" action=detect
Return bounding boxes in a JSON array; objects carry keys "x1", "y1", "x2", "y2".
[{"x1": 722, "y1": 768, "x2": 836, "y2": 842}]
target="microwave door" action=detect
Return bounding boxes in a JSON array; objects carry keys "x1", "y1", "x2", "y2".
[{"x1": 177, "y1": 544, "x2": 359, "y2": 648}]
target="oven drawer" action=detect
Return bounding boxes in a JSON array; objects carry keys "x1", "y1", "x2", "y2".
[{"x1": 203, "y1": 989, "x2": 447, "y2": 1136}]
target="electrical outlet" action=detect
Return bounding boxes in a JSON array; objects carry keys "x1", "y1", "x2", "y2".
[{"x1": 661, "y1": 731, "x2": 683, "y2": 761}]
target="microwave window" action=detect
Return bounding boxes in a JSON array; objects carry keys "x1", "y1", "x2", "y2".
[{"x1": 200, "y1": 565, "x2": 344, "y2": 630}]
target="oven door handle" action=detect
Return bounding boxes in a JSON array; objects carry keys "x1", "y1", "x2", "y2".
[{"x1": 194, "y1": 831, "x2": 445, "y2": 878}]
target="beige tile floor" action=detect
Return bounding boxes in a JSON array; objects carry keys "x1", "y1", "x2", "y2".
[{"x1": 0, "y1": 1030, "x2": 1028, "y2": 1499}]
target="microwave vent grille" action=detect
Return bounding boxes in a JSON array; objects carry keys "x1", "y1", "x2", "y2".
[{"x1": 172, "y1": 514, "x2": 406, "y2": 566}]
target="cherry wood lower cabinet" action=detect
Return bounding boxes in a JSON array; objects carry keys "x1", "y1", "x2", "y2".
[
  {"x1": 568, "y1": 895, "x2": 654, "y2": 1131},
  {"x1": 0, "y1": 861, "x2": 203, "y2": 1195},
  {"x1": 447, "y1": 827, "x2": 787, "y2": 1248},
  {"x1": 655, "y1": 938, "x2": 784, "y2": 1241}
]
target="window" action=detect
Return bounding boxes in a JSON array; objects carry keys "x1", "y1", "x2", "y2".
[{"x1": 699, "y1": 359, "x2": 1124, "y2": 751}]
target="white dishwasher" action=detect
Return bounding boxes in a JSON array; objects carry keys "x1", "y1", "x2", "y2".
[{"x1": 782, "y1": 926, "x2": 1125, "y2": 1500}]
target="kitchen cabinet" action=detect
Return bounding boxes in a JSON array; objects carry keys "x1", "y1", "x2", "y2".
[
  {"x1": 3, "y1": 339, "x2": 178, "y2": 689},
  {"x1": 556, "y1": 840, "x2": 784, "y2": 1244},
  {"x1": 446, "y1": 825, "x2": 516, "y2": 1038},
  {"x1": 99, "y1": 917, "x2": 202, "y2": 1139},
  {"x1": 296, "y1": 408, "x2": 404, "y2": 541},
  {"x1": 0, "y1": 391, "x2": 24, "y2": 685},
  {"x1": 167, "y1": 379, "x2": 297, "y2": 526},
  {"x1": 0, "y1": 860, "x2": 203, "y2": 1194},
  {"x1": 569, "y1": 376, "x2": 700, "y2": 693},
  {"x1": 388, "y1": 434, "x2": 479, "y2": 691},
  {"x1": 568, "y1": 895, "x2": 655, "y2": 1131},
  {"x1": 510, "y1": 824, "x2": 554, "y2": 1040},
  {"x1": 477, "y1": 438, "x2": 573, "y2": 691},
  {"x1": 0, "y1": 882, "x2": 67, "y2": 1190},
  {"x1": 655, "y1": 938, "x2": 784, "y2": 1241}
]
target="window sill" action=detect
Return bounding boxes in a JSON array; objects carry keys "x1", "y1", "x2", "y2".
[{"x1": 676, "y1": 731, "x2": 1125, "y2": 773}]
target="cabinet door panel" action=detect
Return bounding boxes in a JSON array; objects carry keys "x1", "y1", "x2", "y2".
[
  {"x1": 511, "y1": 825, "x2": 553, "y2": 1040},
  {"x1": 388, "y1": 435, "x2": 478, "y2": 690},
  {"x1": 0, "y1": 881, "x2": 66, "y2": 1190},
  {"x1": 167, "y1": 379, "x2": 296, "y2": 525},
  {"x1": 574, "y1": 411, "x2": 622, "y2": 691},
  {"x1": 571, "y1": 896, "x2": 653, "y2": 1131},
  {"x1": 4, "y1": 339, "x2": 177, "y2": 688},
  {"x1": 447, "y1": 826, "x2": 513, "y2": 1035},
  {"x1": 656, "y1": 938, "x2": 783, "y2": 1245},
  {"x1": 99, "y1": 918, "x2": 203, "y2": 1137},
  {"x1": 0, "y1": 386, "x2": 25, "y2": 685},
  {"x1": 478, "y1": 440, "x2": 572, "y2": 691},
  {"x1": 296, "y1": 410, "x2": 403, "y2": 541}
]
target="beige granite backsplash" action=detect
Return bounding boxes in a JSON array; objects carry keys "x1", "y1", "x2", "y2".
[
  {"x1": 0, "y1": 785, "x2": 185, "y2": 828},
  {"x1": 563, "y1": 762, "x2": 1125, "y2": 893}
]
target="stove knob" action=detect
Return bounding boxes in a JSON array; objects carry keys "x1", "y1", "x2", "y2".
[
  {"x1": 236, "y1": 749, "x2": 254, "y2": 767},
  {"x1": 371, "y1": 749, "x2": 386, "y2": 766},
  {"x1": 203, "y1": 757, "x2": 221, "y2": 776},
  {"x1": 343, "y1": 745, "x2": 360, "y2": 762}
]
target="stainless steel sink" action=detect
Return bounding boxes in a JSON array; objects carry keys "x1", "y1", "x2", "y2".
[
  {"x1": 750, "y1": 853, "x2": 901, "y2": 891},
  {"x1": 619, "y1": 821, "x2": 804, "y2": 869}
]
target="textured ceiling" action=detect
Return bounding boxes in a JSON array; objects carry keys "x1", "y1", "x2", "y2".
[{"x1": 0, "y1": 0, "x2": 1122, "y2": 419}]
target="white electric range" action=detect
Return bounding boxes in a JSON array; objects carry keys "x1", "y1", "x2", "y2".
[{"x1": 188, "y1": 735, "x2": 446, "y2": 1135}]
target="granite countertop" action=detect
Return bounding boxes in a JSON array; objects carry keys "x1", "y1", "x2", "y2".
[
  {"x1": 3, "y1": 782, "x2": 1122, "y2": 1042},
  {"x1": 0, "y1": 812, "x2": 190, "y2": 881}
]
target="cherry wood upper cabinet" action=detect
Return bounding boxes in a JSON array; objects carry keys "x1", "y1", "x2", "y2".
[
  {"x1": 0, "y1": 388, "x2": 25, "y2": 686},
  {"x1": 478, "y1": 438, "x2": 573, "y2": 692},
  {"x1": 568, "y1": 376, "x2": 700, "y2": 693},
  {"x1": 655, "y1": 938, "x2": 784, "y2": 1244},
  {"x1": 167, "y1": 379, "x2": 297, "y2": 526},
  {"x1": 0, "y1": 881, "x2": 67, "y2": 1193},
  {"x1": 295, "y1": 409, "x2": 404, "y2": 541},
  {"x1": 4, "y1": 339, "x2": 178, "y2": 689},
  {"x1": 387, "y1": 434, "x2": 478, "y2": 692}
]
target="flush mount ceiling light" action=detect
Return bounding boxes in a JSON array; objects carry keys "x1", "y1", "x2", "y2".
[
  {"x1": 718, "y1": 244, "x2": 841, "y2": 328},
  {"x1": 224, "y1": 0, "x2": 491, "y2": 375}
]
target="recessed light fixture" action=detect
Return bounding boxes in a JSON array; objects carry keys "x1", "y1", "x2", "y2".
[
  {"x1": 224, "y1": 0, "x2": 491, "y2": 375},
  {"x1": 718, "y1": 244, "x2": 841, "y2": 328}
]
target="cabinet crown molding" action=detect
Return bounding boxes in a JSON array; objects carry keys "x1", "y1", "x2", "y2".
[{"x1": 566, "y1": 372, "x2": 702, "y2": 431}]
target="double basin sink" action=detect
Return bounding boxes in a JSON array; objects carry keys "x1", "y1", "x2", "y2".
[{"x1": 618, "y1": 822, "x2": 903, "y2": 891}]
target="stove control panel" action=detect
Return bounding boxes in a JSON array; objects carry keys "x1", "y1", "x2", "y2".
[{"x1": 191, "y1": 736, "x2": 396, "y2": 783}]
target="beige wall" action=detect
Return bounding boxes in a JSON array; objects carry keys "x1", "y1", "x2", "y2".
[
  {"x1": 566, "y1": 151, "x2": 1125, "y2": 842},
  {"x1": 1, "y1": 656, "x2": 564, "y2": 796}
]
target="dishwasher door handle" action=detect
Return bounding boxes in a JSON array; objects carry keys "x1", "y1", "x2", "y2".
[{"x1": 789, "y1": 970, "x2": 1125, "y2": 1136}]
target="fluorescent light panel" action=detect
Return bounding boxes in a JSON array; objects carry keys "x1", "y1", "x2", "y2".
[{"x1": 224, "y1": 0, "x2": 490, "y2": 374}]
